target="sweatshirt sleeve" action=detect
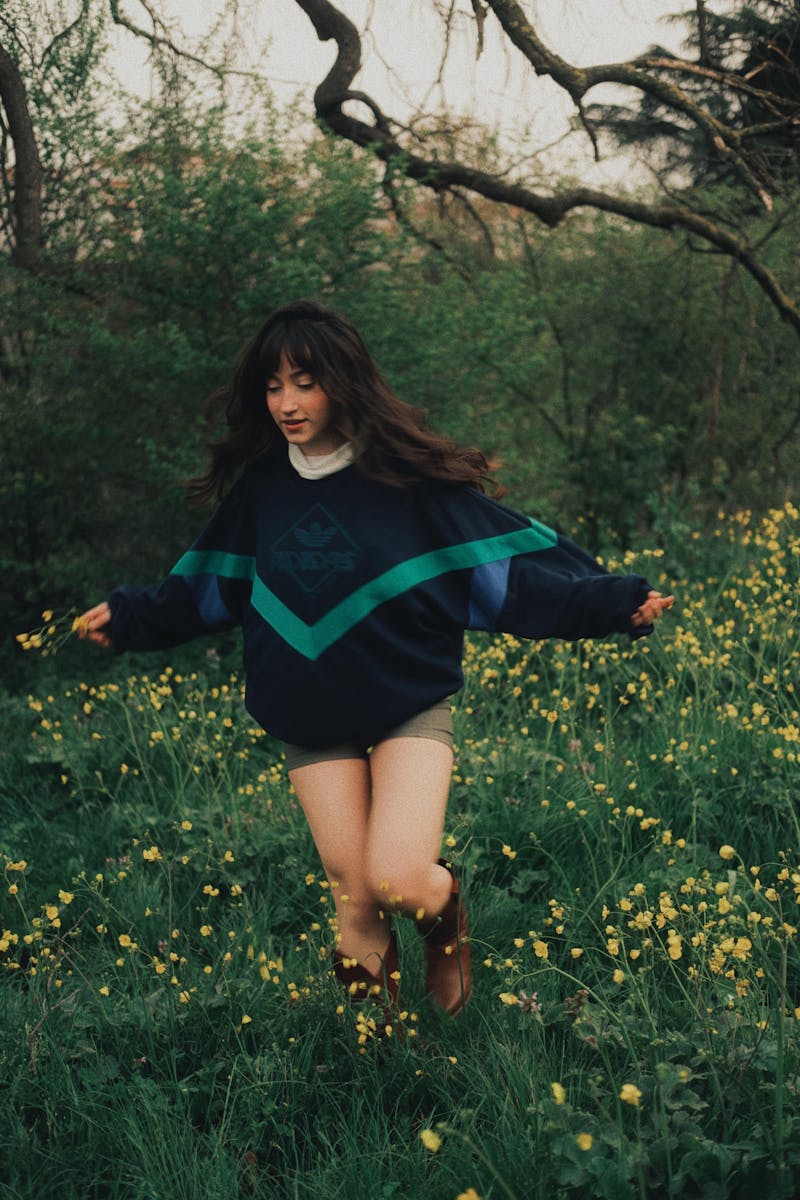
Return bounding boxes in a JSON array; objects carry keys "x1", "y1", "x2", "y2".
[
  {"x1": 438, "y1": 487, "x2": 654, "y2": 643},
  {"x1": 107, "y1": 479, "x2": 254, "y2": 652},
  {"x1": 471, "y1": 532, "x2": 653, "y2": 641}
]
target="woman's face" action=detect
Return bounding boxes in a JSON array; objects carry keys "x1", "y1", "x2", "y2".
[{"x1": 266, "y1": 352, "x2": 344, "y2": 457}]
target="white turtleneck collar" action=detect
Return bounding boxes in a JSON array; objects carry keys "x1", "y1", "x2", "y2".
[{"x1": 288, "y1": 440, "x2": 356, "y2": 480}]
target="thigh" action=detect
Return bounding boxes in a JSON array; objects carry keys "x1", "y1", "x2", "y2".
[
  {"x1": 289, "y1": 757, "x2": 372, "y2": 886},
  {"x1": 367, "y1": 736, "x2": 454, "y2": 870}
]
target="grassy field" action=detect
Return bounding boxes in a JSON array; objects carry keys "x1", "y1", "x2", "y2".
[{"x1": 1, "y1": 504, "x2": 799, "y2": 1199}]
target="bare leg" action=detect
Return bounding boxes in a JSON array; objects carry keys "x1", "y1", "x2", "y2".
[
  {"x1": 368, "y1": 736, "x2": 471, "y2": 1012},
  {"x1": 289, "y1": 757, "x2": 389, "y2": 975},
  {"x1": 366, "y1": 737, "x2": 454, "y2": 921}
]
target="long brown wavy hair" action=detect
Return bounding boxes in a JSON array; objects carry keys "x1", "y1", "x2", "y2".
[{"x1": 186, "y1": 299, "x2": 494, "y2": 503}]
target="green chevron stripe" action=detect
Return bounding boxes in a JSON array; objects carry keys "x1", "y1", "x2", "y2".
[
  {"x1": 172, "y1": 550, "x2": 256, "y2": 580},
  {"x1": 172, "y1": 519, "x2": 556, "y2": 661}
]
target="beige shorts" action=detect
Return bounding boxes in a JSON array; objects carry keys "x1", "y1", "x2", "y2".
[{"x1": 281, "y1": 695, "x2": 454, "y2": 772}]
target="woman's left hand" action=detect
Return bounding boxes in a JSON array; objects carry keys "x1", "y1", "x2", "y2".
[{"x1": 631, "y1": 590, "x2": 674, "y2": 628}]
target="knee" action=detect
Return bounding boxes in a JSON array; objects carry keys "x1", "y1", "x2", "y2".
[{"x1": 364, "y1": 855, "x2": 432, "y2": 913}]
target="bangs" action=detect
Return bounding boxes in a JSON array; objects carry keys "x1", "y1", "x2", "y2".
[{"x1": 256, "y1": 319, "x2": 328, "y2": 382}]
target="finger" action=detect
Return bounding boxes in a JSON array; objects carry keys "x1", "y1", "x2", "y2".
[{"x1": 83, "y1": 601, "x2": 110, "y2": 619}]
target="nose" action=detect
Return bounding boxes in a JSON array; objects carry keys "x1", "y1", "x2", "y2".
[{"x1": 279, "y1": 386, "x2": 302, "y2": 414}]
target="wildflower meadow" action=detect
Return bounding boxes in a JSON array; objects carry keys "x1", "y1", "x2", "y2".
[{"x1": 2, "y1": 504, "x2": 799, "y2": 1200}]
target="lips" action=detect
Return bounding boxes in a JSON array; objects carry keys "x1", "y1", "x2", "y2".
[{"x1": 283, "y1": 420, "x2": 306, "y2": 431}]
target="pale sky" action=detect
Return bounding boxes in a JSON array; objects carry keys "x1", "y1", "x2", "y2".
[{"x1": 109, "y1": 1, "x2": 706, "y2": 184}]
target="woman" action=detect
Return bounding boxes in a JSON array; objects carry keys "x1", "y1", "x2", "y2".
[{"x1": 81, "y1": 299, "x2": 672, "y2": 1020}]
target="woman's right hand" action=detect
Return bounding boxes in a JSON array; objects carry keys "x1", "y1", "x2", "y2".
[{"x1": 79, "y1": 602, "x2": 113, "y2": 648}]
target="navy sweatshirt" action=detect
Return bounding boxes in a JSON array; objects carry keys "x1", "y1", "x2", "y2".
[{"x1": 109, "y1": 452, "x2": 654, "y2": 747}]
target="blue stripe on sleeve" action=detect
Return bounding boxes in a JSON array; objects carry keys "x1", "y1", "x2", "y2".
[
  {"x1": 184, "y1": 574, "x2": 233, "y2": 629},
  {"x1": 468, "y1": 557, "x2": 511, "y2": 631}
]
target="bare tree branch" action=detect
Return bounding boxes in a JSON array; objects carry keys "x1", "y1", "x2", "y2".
[
  {"x1": 636, "y1": 55, "x2": 790, "y2": 118},
  {"x1": 293, "y1": 0, "x2": 800, "y2": 337},
  {"x1": 39, "y1": 0, "x2": 91, "y2": 68},
  {"x1": 108, "y1": 0, "x2": 225, "y2": 79},
  {"x1": 576, "y1": 100, "x2": 600, "y2": 162},
  {"x1": 435, "y1": 1, "x2": 457, "y2": 85},
  {"x1": 484, "y1": 0, "x2": 777, "y2": 206},
  {"x1": 470, "y1": 0, "x2": 487, "y2": 59}
]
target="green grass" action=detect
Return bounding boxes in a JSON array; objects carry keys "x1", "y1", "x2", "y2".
[{"x1": 1, "y1": 503, "x2": 799, "y2": 1199}]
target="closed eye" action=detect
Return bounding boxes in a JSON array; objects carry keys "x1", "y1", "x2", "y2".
[{"x1": 266, "y1": 376, "x2": 316, "y2": 392}]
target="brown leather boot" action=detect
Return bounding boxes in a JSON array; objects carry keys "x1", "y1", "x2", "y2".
[
  {"x1": 416, "y1": 859, "x2": 472, "y2": 1015},
  {"x1": 333, "y1": 931, "x2": 401, "y2": 1031}
]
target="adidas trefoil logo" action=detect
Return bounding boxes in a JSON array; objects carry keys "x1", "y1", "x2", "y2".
[{"x1": 294, "y1": 522, "x2": 336, "y2": 548}]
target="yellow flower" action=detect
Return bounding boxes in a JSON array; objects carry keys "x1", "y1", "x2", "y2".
[
  {"x1": 45, "y1": 905, "x2": 59, "y2": 920},
  {"x1": 222, "y1": 850, "x2": 235, "y2": 863},
  {"x1": 99, "y1": 985, "x2": 110, "y2": 996},
  {"x1": 570, "y1": 947, "x2": 584, "y2": 959},
  {"x1": 57, "y1": 890, "x2": 74, "y2": 904},
  {"x1": 613, "y1": 968, "x2": 626, "y2": 984},
  {"x1": 419, "y1": 1128, "x2": 442, "y2": 1152},
  {"x1": 6, "y1": 860, "x2": 28, "y2": 872},
  {"x1": 502, "y1": 844, "x2": 517, "y2": 860},
  {"x1": 551, "y1": 1081, "x2": 566, "y2": 1105},
  {"x1": 455, "y1": 1190, "x2": 482, "y2": 1200},
  {"x1": 199, "y1": 925, "x2": 212, "y2": 937},
  {"x1": 620, "y1": 1083, "x2": 642, "y2": 1106},
  {"x1": 576, "y1": 1133, "x2": 593, "y2": 1152},
  {"x1": 667, "y1": 932, "x2": 683, "y2": 960},
  {"x1": 719, "y1": 845, "x2": 736, "y2": 861},
  {"x1": 498, "y1": 992, "x2": 519, "y2": 1006},
  {"x1": 180, "y1": 820, "x2": 193, "y2": 831},
  {"x1": 142, "y1": 846, "x2": 161, "y2": 862},
  {"x1": 118, "y1": 934, "x2": 132, "y2": 948},
  {"x1": 532, "y1": 940, "x2": 549, "y2": 959},
  {"x1": 240, "y1": 1014, "x2": 252, "y2": 1025}
]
